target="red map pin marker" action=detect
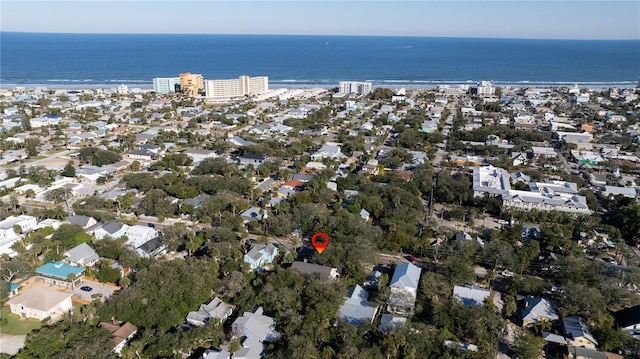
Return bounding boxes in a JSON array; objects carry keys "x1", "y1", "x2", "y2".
[{"x1": 311, "y1": 232, "x2": 329, "y2": 254}]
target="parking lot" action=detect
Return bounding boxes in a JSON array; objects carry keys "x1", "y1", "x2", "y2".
[{"x1": 71, "y1": 280, "x2": 119, "y2": 303}]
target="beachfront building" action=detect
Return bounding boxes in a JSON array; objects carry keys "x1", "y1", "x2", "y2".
[
  {"x1": 339, "y1": 81, "x2": 373, "y2": 96},
  {"x1": 153, "y1": 77, "x2": 180, "y2": 94},
  {"x1": 180, "y1": 72, "x2": 205, "y2": 96},
  {"x1": 204, "y1": 75, "x2": 269, "y2": 99},
  {"x1": 477, "y1": 80, "x2": 496, "y2": 96}
]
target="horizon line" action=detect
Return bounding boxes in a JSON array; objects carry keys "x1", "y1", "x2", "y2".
[{"x1": 2, "y1": 30, "x2": 639, "y2": 41}]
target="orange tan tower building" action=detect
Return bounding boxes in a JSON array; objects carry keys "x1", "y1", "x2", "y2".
[{"x1": 179, "y1": 72, "x2": 204, "y2": 96}]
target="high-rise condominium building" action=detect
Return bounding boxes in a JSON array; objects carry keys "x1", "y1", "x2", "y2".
[
  {"x1": 477, "y1": 80, "x2": 496, "y2": 96},
  {"x1": 204, "y1": 75, "x2": 269, "y2": 99},
  {"x1": 339, "y1": 81, "x2": 373, "y2": 96},
  {"x1": 153, "y1": 77, "x2": 180, "y2": 94},
  {"x1": 179, "y1": 73, "x2": 204, "y2": 96}
]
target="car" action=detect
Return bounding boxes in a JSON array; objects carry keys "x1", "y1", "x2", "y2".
[
  {"x1": 405, "y1": 255, "x2": 418, "y2": 263},
  {"x1": 501, "y1": 270, "x2": 514, "y2": 277},
  {"x1": 80, "y1": 286, "x2": 93, "y2": 292}
]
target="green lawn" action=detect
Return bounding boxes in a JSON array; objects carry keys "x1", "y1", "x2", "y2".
[{"x1": 0, "y1": 306, "x2": 42, "y2": 335}]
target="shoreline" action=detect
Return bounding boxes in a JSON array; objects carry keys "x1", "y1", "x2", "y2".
[{"x1": 1, "y1": 81, "x2": 638, "y2": 91}]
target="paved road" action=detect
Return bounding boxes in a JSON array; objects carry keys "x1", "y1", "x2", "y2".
[{"x1": 0, "y1": 334, "x2": 26, "y2": 355}]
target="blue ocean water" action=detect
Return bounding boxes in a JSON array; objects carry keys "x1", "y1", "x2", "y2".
[{"x1": 1, "y1": 32, "x2": 639, "y2": 88}]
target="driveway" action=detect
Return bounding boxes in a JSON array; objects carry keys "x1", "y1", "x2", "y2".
[
  {"x1": 71, "y1": 280, "x2": 119, "y2": 302},
  {"x1": 0, "y1": 334, "x2": 26, "y2": 355}
]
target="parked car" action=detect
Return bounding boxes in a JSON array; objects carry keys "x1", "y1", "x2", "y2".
[
  {"x1": 501, "y1": 270, "x2": 514, "y2": 277},
  {"x1": 405, "y1": 255, "x2": 418, "y2": 263},
  {"x1": 80, "y1": 286, "x2": 93, "y2": 292}
]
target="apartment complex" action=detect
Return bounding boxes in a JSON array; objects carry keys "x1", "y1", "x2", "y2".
[
  {"x1": 472, "y1": 166, "x2": 591, "y2": 215},
  {"x1": 339, "y1": 81, "x2": 373, "y2": 96},
  {"x1": 152, "y1": 77, "x2": 180, "y2": 94},
  {"x1": 477, "y1": 80, "x2": 496, "y2": 96},
  {"x1": 204, "y1": 75, "x2": 268, "y2": 99},
  {"x1": 179, "y1": 72, "x2": 204, "y2": 96}
]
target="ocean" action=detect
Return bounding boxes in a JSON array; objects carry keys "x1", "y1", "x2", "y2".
[{"x1": 1, "y1": 32, "x2": 639, "y2": 89}]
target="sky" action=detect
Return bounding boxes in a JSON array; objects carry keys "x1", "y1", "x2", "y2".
[{"x1": 1, "y1": 1, "x2": 639, "y2": 40}]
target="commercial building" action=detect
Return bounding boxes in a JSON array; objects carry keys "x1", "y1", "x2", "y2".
[
  {"x1": 204, "y1": 75, "x2": 268, "y2": 99},
  {"x1": 152, "y1": 77, "x2": 180, "y2": 94},
  {"x1": 179, "y1": 72, "x2": 204, "y2": 96},
  {"x1": 339, "y1": 81, "x2": 373, "y2": 96}
]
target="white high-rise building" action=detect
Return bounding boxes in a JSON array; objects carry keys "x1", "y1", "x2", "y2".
[
  {"x1": 116, "y1": 84, "x2": 129, "y2": 94},
  {"x1": 477, "y1": 80, "x2": 495, "y2": 96},
  {"x1": 152, "y1": 77, "x2": 180, "y2": 94},
  {"x1": 339, "y1": 81, "x2": 373, "y2": 96},
  {"x1": 204, "y1": 75, "x2": 268, "y2": 99}
]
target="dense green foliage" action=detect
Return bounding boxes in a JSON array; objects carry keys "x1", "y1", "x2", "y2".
[
  {"x1": 18, "y1": 320, "x2": 116, "y2": 359},
  {"x1": 78, "y1": 147, "x2": 122, "y2": 166},
  {"x1": 98, "y1": 258, "x2": 220, "y2": 330}
]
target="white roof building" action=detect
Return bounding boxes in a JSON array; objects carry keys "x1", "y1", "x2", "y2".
[
  {"x1": 338, "y1": 285, "x2": 380, "y2": 325},
  {"x1": 472, "y1": 166, "x2": 511, "y2": 197},
  {"x1": 453, "y1": 285, "x2": 491, "y2": 307},
  {"x1": 388, "y1": 262, "x2": 421, "y2": 315},
  {"x1": 7, "y1": 286, "x2": 73, "y2": 321},
  {"x1": 521, "y1": 296, "x2": 559, "y2": 327}
]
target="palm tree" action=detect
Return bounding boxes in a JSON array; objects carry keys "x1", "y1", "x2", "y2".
[
  {"x1": 534, "y1": 317, "x2": 552, "y2": 334},
  {"x1": 320, "y1": 346, "x2": 336, "y2": 359}
]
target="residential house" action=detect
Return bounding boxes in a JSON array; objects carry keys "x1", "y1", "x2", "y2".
[
  {"x1": 512, "y1": 152, "x2": 528, "y2": 166},
  {"x1": 254, "y1": 178, "x2": 276, "y2": 193},
  {"x1": 6, "y1": 286, "x2": 72, "y2": 321},
  {"x1": 186, "y1": 297, "x2": 235, "y2": 326},
  {"x1": 612, "y1": 304, "x2": 640, "y2": 339},
  {"x1": 135, "y1": 237, "x2": 168, "y2": 258},
  {"x1": 67, "y1": 215, "x2": 98, "y2": 229},
  {"x1": 566, "y1": 346, "x2": 607, "y2": 359},
  {"x1": 227, "y1": 136, "x2": 256, "y2": 147},
  {"x1": 128, "y1": 149, "x2": 155, "y2": 161},
  {"x1": 388, "y1": 262, "x2": 421, "y2": 315},
  {"x1": 99, "y1": 321, "x2": 138, "y2": 354},
  {"x1": 1, "y1": 280, "x2": 21, "y2": 298},
  {"x1": 291, "y1": 261, "x2": 339, "y2": 279},
  {"x1": 453, "y1": 285, "x2": 491, "y2": 307},
  {"x1": 563, "y1": 316, "x2": 598, "y2": 349},
  {"x1": 240, "y1": 207, "x2": 266, "y2": 223},
  {"x1": 0, "y1": 215, "x2": 37, "y2": 234},
  {"x1": 311, "y1": 142, "x2": 346, "y2": 161},
  {"x1": 239, "y1": 154, "x2": 267, "y2": 167},
  {"x1": 244, "y1": 243, "x2": 279, "y2": 272},
  {"x1": 232, "y1": 306, "x2": 280, "y2": 342},
  {"x1": 93, "y1": 221, "x2": 130, "y2": 240},
  {"x1": 520, "y1": 296, "x2": 559, "y2": 327},
  {"x1": 602, "y1": 186, "x2": 636, "y2": 199},
  {"x1": 64, "y1": 242, "x2": 99, "y2": 267},
  {"x1": 36, "y1": 218, "x2": 62, "y2": 231},
  {"x1": 182, "y1": 193, "x2": 210, "y2": 210},
  {"x1": 124, "y1": 225, "x2": 159, "y2": 249},
  {"x1": 200, "y1": 349, "x2": 231, "y2": 359},
  {"x1": 234, "y1": 337, "x2": 263, "y2": 359},
  {"x1": 0, "y1": 215, "x2": 37, "y2": 257},
  {"x1": 338, "y1": 284, "x2": 380, "y2": 325},
  {"x1": 378, "y1": 314, "x2": 407, "y2": 332},
  {"x1": 35, "y1": 261, "x2": 85, "y2": 288},
  {"x1": 184, "y1": 148, "x2": 218, "y2": 163}
]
